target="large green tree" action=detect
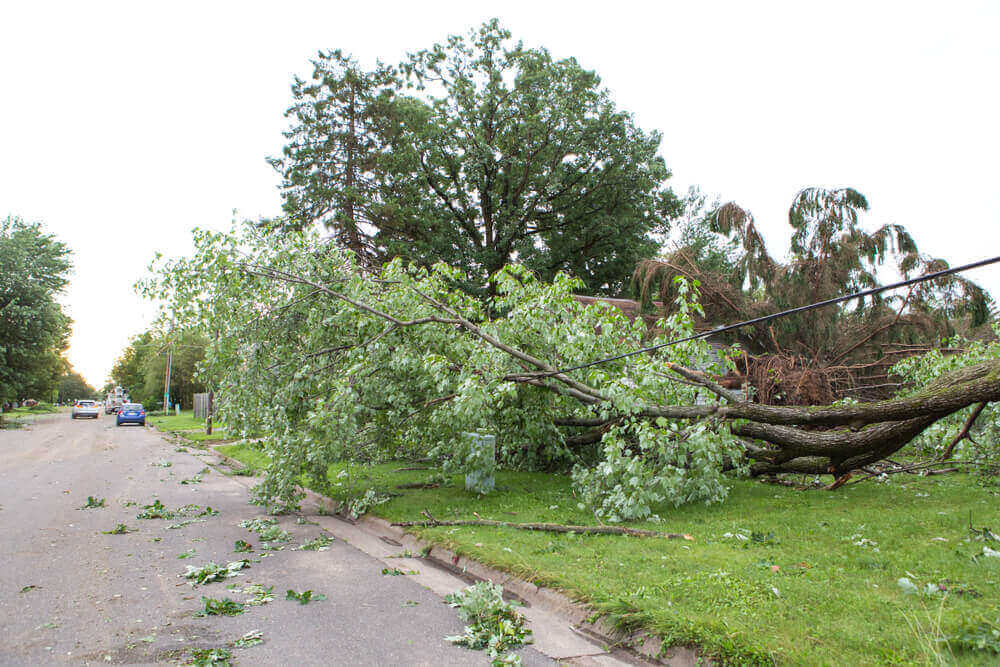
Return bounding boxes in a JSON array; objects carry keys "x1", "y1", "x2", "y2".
[
  {"x1": 271, "y1": 20, "x2": 680, "y2": 295},
  {"x1": 0, "y1": 216, "x2": 72, "y2": 405}
]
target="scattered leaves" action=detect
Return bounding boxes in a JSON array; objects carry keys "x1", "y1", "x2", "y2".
[
  {"x1": 232, "y1": 630, "x2": 264, "y2": 648},
  {"x1": 102, "y1": 524, "x2": 134, "y2": 535},
  {"x1": 297, "y1": 535, "x2": 334, "y2": 551},
  {"x1": 183, "y1": 647, "x2": 232, "y2": 666},
  {"x1": 137, "y1": 499, "x2": 174, "y2": 519},
  {"x1": 184, "y1": 560, "x2": 250, "y2": 585},
  {"x1": 194, "y1": 596, "x2": 245, "y2": 617},
  {"x1": 80, "y1": 496, "x2": 105, "y2": 509},
  {"x1": 285, "y1": 589, "x2": 326, "y2": 604},
  {"x1": 444, "y1": 581, "x2": 532, "y2": 662}
]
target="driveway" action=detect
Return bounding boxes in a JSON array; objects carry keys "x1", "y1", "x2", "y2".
[{"x1": 0, "y1": 413, "x2": 555, "y2": 665}]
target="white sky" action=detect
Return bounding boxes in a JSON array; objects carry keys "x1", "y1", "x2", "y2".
[{"x1": 2, "y1": 1, "x2": 998, "y2": 388}]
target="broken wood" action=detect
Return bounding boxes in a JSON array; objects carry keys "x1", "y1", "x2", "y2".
[
  {"x1": 939, "y1": 402, "x2": 987, "y2": 461},
  {"x1": 392, "y1": 510, "x2": 694, "y2": 540}
]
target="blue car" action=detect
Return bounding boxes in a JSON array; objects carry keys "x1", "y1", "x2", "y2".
[{"x1": 116, "y1": 403, "x2": 146, "y2": 427}]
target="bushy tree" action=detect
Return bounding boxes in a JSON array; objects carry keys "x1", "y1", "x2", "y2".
[
  {"x1": 0, "y1": 216, "x2": 72, "y2": 405},
  {"x1": 271, "y1": 20, "x2": 681, "y2": 295}
]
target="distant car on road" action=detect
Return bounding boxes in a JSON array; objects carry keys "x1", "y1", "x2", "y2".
[
  {"x1": 71, "y1": 400, "x2": 100, "y2": 419},
  {"x1": 116, "y1": 403, "x2": 146, "y2": 427}
]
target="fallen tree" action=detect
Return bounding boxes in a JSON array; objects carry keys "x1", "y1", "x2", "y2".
[{"x1": 145, "y1": 224, "x2": 999, "y2": 519}]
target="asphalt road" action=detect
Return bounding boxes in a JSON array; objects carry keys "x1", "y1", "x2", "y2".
[{"x1": 0, "y1": 413, "x2": 553, "y2": 665}]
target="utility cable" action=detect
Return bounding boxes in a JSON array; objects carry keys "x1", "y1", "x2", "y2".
[{"x1": 532, "y1": 254, "x2": 1000, "y2": 379}]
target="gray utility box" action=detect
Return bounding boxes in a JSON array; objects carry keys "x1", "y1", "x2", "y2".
[{"x1": 461, "y1": 432, "x2": 496, "y2": 494}]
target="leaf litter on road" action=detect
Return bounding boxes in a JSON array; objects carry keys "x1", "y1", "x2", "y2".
[
  {"x1": 285, "y1": 589, "x2": 326, "y2": 604},
  {"x1": 79, "y1": 496, "x2": 105, "y2": 509},
  {"x1": 102, "y1": 524, "x2": 134, "y2": 534},
  {"x1": 183, "y1": 560, "x2": 250, "y2": 585},
  {"x1": 194, "y1": 596, "x2": 245, "y2": 617},
  {"x1": 232, "y1": 629, "x2": 264, "y2": 648}
]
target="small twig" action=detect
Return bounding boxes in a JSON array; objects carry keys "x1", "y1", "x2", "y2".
[{"x1": 392, "y1": 510, "x2": 694, "y2": 540}]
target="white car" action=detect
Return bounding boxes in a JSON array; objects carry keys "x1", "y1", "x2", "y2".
[{"x1": 71, "y1": 400, "x2": 100, "y2": 419}]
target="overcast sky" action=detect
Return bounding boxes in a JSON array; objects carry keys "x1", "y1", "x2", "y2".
[{"x1": 2, "y1": 1, "x2": 998, "y2": 388}]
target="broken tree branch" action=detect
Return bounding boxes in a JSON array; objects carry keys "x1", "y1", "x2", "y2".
[
  {"x1": 392, "y1": 510, "x2": 694, "y2": 539},
  {"x1": 939, "y1": 402, "x2": 987, "y2": 461}
]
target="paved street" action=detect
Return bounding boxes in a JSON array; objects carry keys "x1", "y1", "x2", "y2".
[{"x1": 0, "y1": 413, "x2": 555, "y2": 665}]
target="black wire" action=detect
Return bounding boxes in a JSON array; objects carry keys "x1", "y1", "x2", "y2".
[{"x1": 534, "y1": 254, "x2": 1000, "y2": 379}]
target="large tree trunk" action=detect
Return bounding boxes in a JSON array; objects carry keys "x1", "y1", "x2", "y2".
[{"x1": 646, "y1": 359, "x2": 1000, "y2": 477}]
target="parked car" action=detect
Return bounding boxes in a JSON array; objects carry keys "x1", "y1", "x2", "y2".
[
  {"x1": 116, "y1": 403, "x2": 146, "y2": 427},
  {"x1": 71, "y1": 400, "x2": 100, "y2": 419}
]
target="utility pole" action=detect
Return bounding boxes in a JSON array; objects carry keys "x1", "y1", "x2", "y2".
[
  {"x1": 206, "y1": 388, "x2": 214, "y2": 435},
  {"x1": 163, "y1": 340, "x2": 173, "y2": 416}
]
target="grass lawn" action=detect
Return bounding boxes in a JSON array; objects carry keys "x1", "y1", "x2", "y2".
[
  {"x1": 1, "y1": 402, "x2": 60, "y2": 426},
  {"x1": 216, "y1": 442, "x2": 1000, "y2": 664},
  {"x1": 147, "y1": 410, "x2": 230, "y2": 441}
]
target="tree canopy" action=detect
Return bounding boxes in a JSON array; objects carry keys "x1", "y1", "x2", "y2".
[
  {"x1": 270, "y1": 20, "x2": 680, "y2": 295},
  {"x1": 0, "y1": 216, "x2": 73, "y2": 405},
  {"x1": 110, "y1": 328, "x2": 206, "y2": 409}
]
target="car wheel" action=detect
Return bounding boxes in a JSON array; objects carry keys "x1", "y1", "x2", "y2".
[
  {"x1": 116, "y1": 421, "x2": 120, "y2": 427},
  {"x1": 139, "y1": 421, "x2": 146, "y2": 427}
]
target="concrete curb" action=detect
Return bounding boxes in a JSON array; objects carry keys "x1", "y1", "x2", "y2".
[{"x1": 203, "y1": 443, "x2": 703, "y2": 666}]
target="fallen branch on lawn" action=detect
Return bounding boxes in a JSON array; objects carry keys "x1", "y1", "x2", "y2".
[{"x1": 392, "y1": 510, "x2": 694, "y2": 540}]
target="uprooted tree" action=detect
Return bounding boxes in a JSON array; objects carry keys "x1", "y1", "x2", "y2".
[
  {"x1": 143, "y1": 224, "x2": 1000, "y2": 520},
  {"x1": 633, "y1": 187, "x2": 993, "y2": 405}
]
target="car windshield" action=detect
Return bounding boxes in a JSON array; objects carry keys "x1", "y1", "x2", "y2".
[
  {"x1": 78, "y1": 401, "x2": 96, "y2": 406},
  {"x1": 123, "y1": 404, "x2": 143, "y2": 410}
]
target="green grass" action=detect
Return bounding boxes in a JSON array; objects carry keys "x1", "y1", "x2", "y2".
[
  {"x1": 9, "y1": 402, "x2": 59, "y2": 414},
  {"x1": 147, "y1": 411, "x2": 230, "y2": 442},
  {"x1": 1, "y1": 402, "x2": 60, "y2": 426},
  {"x1": 147, "y1": 411, "x2": 204, "y2": 432},
  {"x1": 182, "y1": 429, "x2": 231, "y2": 442},
  {"x1": 216, "y1": 442, "x2": 268, "y2": 472},
  {"x1": 214, "y1": 444, "x2": 1000, "y2": 664}
]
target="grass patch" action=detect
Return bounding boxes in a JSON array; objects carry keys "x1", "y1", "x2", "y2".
[
  {"x1": 217, "y1": 443, "x2": 268, "y2": 473},
  {"x1": 181, "y1": 430, "x2": 231, "y2": 443},
  {"x1": 218, "y1": 445, "x2": 1000, "y2": 664}
]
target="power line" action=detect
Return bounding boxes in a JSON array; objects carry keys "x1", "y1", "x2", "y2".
[{"x1": 534, "y1": 254, "x2": 1000, "y2": 379}]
